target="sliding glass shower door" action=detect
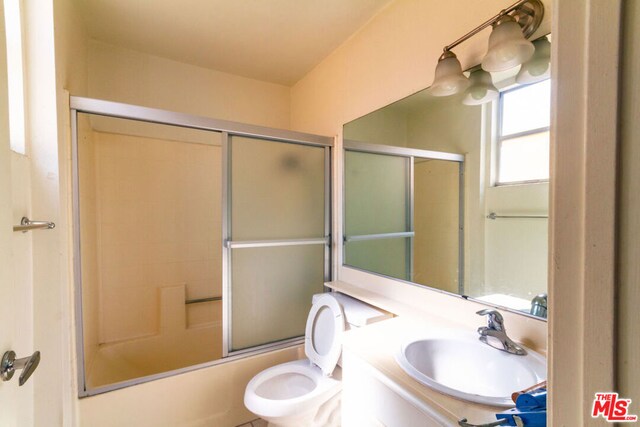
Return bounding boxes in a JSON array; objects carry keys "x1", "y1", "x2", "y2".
[{"x1": 225, "y1": 135, "x2": 330, "y2": 354}]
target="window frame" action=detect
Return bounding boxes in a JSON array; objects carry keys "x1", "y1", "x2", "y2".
[{"x1": 494, "y1": 80, "x2": 551, "y2": 186}]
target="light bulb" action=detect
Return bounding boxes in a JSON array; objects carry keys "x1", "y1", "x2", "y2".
[
  {"x1": 463, "y1": 69, "x2": 498, "y2": 105},
  {"x1": 429, "y1": 51, "x2": 470, "y2": 97},
  {"x1": 516, "y1": 36, "x2": 551, "y2": 84},
  {"x1": 482, "y1": 15, "x2": 535, "y2": 72}
]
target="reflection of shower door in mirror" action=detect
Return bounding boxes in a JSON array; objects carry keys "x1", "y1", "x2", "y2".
[
  {"x1": 226, "y1": 136, "x2": 330, "y2": 354},
  {"x1": 343, "y1": 142, "x2": 464, "y2": 294},
  {"x1": 344, "y1": 150, "x2": 413, "y2": 281}
]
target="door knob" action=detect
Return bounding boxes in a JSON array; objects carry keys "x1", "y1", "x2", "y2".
[{"x1": 1, "y1": 350, "x2": 41, "y2": 386}]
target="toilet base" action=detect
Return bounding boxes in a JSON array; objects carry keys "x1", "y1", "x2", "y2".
[{"x1": 265, "y1": 391, "x2": 341, "y2": 427}]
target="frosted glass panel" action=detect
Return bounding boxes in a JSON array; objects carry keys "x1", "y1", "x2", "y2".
[
  {"x1": 344, "y1": 238, "x2": 409, "y2": 281},
  {"x1": 231, "y1": 136, "x2": 325, "y2": 240},
  {"x1": 345, "y1": 151, "x2": 408, "y2": 235},
  {"x1": 231, "y1": 245, "x2": 325, "y2": 351}
]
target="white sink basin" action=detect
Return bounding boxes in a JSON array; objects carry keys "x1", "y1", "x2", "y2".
[{"x1": 395, "y1": 333, "x2": 546, "y2": 407}]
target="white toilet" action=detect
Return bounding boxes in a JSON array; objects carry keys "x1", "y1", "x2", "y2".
[{"x1": 244, "y1": 292, "x2": 390, "y2": 427}]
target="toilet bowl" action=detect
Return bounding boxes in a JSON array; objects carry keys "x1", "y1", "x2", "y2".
[{"x1": 244, "y1": 292, "x2": 389, "y2": 427}]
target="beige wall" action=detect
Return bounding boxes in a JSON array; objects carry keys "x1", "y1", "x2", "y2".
[
  {"x1": 483, "y1": 184, "x2": 548, "y2": 300},
  {"x1": 344, "y1": 106, "x2": 408, "y2": 146},
  {"x1": 618, "y1": 0, "x2": 640, "y2": 404},
  {"x1": 413, "y1": 159, "x2": 459, "y2": 293},
  {"x1": 291, "y1": 0, "x2": 551, "y2": 135},
  {"x1": 87, "y1": 41, "x2": 291, "y2": 130}
]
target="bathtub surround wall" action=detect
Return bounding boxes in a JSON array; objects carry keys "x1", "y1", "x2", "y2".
[{"x1": 78, "y1": 119, "x2": 223, "y2": 388}]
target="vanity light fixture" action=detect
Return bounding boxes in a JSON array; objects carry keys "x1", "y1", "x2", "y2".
[
  {"x1": 481, "y1": 15, "x2": 535, "y2": 72},
  {"x1": 430, "y1": 0, "x2": 544, "y2": 98},
  {"x1": 429, "y1": 51, "x2": 470, "y2": 97},
  {"x1": 516, "y1": 36, "x2": 551, "y2": 84},
  {"x1": 462, "y1": 69, "x2": 499, "y2": 106}
]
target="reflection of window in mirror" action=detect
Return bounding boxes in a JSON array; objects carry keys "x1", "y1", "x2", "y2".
[{"x1": 495, "y1": 79, "x2": 551, "y2": 185}]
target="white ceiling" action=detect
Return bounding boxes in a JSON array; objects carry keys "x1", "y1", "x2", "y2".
[{"x1": 76, "y1": 0, "x2": 392, "y2": 86}]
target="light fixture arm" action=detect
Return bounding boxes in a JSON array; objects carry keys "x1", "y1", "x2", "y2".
[{"x1": 443, "y1": 0, "x2": 543, "y2": 53}]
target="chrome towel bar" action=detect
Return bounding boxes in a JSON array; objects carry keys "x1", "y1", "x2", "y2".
[
  {"x1": 185, "y1": 296, "x2": 222, "y2": 305},
  {"x1": 13, "y1": 217, "x2": 56, "y2": 232},
  {"x1": 486, "y1": 212, "x2": 548, "y2": 220}
]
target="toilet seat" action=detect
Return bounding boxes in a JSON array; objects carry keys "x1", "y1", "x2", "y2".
[
  {"x1": 244, "y1": 359, "x2": 342, "y2": 419},
  {"x1": 304, "y1": 293, "x2": 345, "y2": 376}
]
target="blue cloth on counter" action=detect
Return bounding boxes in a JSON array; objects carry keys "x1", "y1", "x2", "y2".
[{"x1": 496, "y1": 389, "x2": 547, "y2": 427}]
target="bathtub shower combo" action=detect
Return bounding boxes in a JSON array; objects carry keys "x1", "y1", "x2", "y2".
[{"x1": 72, "y1": 97, "x2": 332, "y2": 395}]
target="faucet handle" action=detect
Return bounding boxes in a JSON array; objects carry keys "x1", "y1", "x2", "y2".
[{"x1": 476, "y1": 309, "x2": 505, "y2": 331}]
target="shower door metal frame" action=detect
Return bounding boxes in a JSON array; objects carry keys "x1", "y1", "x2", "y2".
[
  {"x1": 342, "y1": 140, "x2": 465, "y2": 293},
  {"x1": 70, "y1": 96, "x2": 333, "y2": 397},
  {"x1": 222, "y1": 134, "x2": 332, "y2": 358}
]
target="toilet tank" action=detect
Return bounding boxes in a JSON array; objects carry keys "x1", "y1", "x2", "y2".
[{"x1": 312, "y1": 292, "x2": 391, "y2": 330}]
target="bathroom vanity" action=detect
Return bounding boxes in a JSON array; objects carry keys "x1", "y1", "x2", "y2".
[
  {"x1": 327, "y1": 282, "x2": 547, "y2": 427},
  {"x1": 342, "y1": 316, "x2": 544, "y2": 427}
]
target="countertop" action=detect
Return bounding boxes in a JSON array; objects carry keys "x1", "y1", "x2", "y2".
[{"x1": 342, "y1": 316, "x2": 515, "y2": 426}]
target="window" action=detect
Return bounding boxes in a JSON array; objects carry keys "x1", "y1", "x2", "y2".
[
  {"x1": 496, "y1": 79, "x2": 551, "y2": 185},
  {"x1": 3, "y1": 0, "x2": 26, "y2": 154}
]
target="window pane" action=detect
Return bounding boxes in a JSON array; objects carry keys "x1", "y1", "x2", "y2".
[
  {"x1": 231, "y1": 245, "x2": 325, "y2": 351},
  {"x1": 345, "y1": 151, "x2": 408, "y2": 236},
  {"x1": 5, "y1": 0, "x2": 26, "y2": 153},
  {"x1": 498, "y1": 131, "x2": 550, "y2": 183},
  {"x1": 501, "y1": 79, "x2": 551, "y2": 136},
  {"x1": 231, "y1": 136, "x2": 325, "y2": 240},
  {"x1": 344, "y1": 237, "x2": 409, "y2": 281}
]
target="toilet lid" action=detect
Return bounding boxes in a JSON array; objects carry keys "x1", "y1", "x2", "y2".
[{"x1": 304, "y1": 293, "x2": 345, "y2": 376}]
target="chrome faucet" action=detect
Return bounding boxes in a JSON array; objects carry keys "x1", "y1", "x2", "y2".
[
  {"x1": 530, "y1": 293, "x2": 548, "y2": 318},
  {"x1": 476, "y1": 309, "x2": 527, "y2": 356}
]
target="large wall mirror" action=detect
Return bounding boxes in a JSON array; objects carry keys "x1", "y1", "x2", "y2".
[{"x1": 343, "y1": 35, "x2": 551, "y2": 319}]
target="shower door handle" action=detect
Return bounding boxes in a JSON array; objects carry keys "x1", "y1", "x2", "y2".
[{"x1": 1, "y1": 350, "x2": 41, "y2": 386}]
